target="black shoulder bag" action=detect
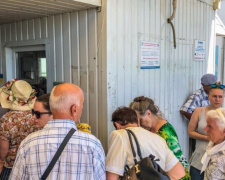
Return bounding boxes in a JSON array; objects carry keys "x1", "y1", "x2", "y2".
[
  {"x1": 120, "y1": 129, "x2": 170, "y2": 180},
  {"x1": 41, "y1": 128, "x2": 76, "y2": 180}
]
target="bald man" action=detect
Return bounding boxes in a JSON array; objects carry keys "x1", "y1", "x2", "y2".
[{"x1": 10, "y1": 83, "x2": 105, "y2": 180}]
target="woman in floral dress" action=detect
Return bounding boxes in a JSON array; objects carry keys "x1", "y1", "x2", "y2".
[
  {"x1": 130, "y1": 96, "x2": 190, "y2": 180},
  {"x1": 0, "y1": 79, "x2": 38, "y2": 179}
]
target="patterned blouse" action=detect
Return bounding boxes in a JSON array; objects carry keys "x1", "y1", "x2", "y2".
[
  {"x1": 0, "y1": 110, "x2": 39, "y2": 167},
  {"x1": 204, "y1": 150, "x2": 225, "y2": 180},
  {"x1": 157, "y1": 122, "x2": 190, "y2": 180}
]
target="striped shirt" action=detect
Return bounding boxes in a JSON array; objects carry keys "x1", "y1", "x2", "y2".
[
  {"x1": 9, "y1": 119, "x2": 106, "y2": 180},
  {"x1": 180, "y1": 87, "x2": 209, "y2": 113}
]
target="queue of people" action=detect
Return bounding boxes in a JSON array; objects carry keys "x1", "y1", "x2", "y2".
[
  {"x1": 188, "y1": 81, "x2": 225, "y2": 179},
  {"x1": 0, "y1": 76, "x2": 224, "y2": 180}
]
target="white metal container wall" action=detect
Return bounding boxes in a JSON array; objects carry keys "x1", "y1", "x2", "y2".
[
  {"x1": 0, "y1": 9, "x2": 108, "y2": 149},
  {"x1": 107, "y1": 0, "x2": 215, "y2": 159}
]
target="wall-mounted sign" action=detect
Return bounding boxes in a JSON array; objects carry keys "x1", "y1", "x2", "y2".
[
  {"x1": 140, "y1": 41, "x2": 160, "y2": 69},
  {"x1": 194, "y1": 40, "x2": 206, "y2": 61}
]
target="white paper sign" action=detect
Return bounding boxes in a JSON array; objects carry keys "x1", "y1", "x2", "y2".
[
  {"x1": 194, "y1": 40, "x2": 205, "y2": 61},
  {"x1": 140, "y1": 41, "x2": 160, "y2": 69}
]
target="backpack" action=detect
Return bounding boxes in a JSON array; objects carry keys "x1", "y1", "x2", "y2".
[{"x1": 119, "y1": 129, "x2": 171, "y2": 180}]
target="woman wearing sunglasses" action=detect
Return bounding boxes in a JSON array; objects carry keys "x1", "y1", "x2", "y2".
[
  {"x1": 32, "y1": 93, "x2": 52, "y2": 128},
  {"x1": 188, "y1": 82, "x2": 225, "y2": 180}
]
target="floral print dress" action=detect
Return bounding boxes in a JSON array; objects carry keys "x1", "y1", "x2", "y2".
[
  {"x1": 157, "y1": 122, "x2": 191, "y2": 180},
  {"x1": 0, "y1": 110, "x2": 39, "y2": 168}
]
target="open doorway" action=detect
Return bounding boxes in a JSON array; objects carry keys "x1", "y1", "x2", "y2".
[{"x1": 17, "y1": 50, "x2": 47, "y2": 97}]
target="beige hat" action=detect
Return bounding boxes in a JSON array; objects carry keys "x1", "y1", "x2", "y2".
[{"x1": 0, "y1": 79, "x2": 36, "y2": 111}]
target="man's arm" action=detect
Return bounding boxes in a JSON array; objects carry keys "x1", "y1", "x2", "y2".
[
  {"x1": 166, "y1": 161, "x2": 185, "y2": 180},
  {"x1": 180, "y1": 92, "x2": 201, "y2": 120},
  {"x1": 180, "y1": 110, "x2": 192, "y2": 120}
]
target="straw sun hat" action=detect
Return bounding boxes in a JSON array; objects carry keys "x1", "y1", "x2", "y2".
[{"x1": 0, "y1": 79, "x2": 36, "y2": 111}]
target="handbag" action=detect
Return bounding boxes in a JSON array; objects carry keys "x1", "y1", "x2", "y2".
[
  {"x1": 120, "y1": 129, "x2": 170, "y2": 180},
  {"x1": 41, "y1": 128, "x2": 76, "y2": 180}
]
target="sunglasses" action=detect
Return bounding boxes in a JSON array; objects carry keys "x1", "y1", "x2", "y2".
[
  {"x1": 32, "y1": 109, "x2": 51, "y2": 119},
  {"x1": 210, "y1": 84, "x2": 225, "y2": 89}
]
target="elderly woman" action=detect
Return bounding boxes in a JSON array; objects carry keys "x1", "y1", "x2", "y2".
[
  {"x1": 129, "y1": 96, "x2": 190, "y2": 180},
  {"x1": 201, "y1": 108, "x2": 225, "y2": 180},
  {"x1": 106, "y1": 107, "x2": 185, "y2": 180},
  {"x1": 0, "y1": 79, "x2": 38, "y2": 179}
]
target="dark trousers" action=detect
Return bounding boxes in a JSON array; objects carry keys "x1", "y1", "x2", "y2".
[
  {"x1": 190, "y1": 166, "x2": 204, "y2": 180},
  {"x1": 0, "y1": 167, "x2": 12, "y2": 180}
]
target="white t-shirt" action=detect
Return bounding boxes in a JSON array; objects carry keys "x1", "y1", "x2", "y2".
[{"x1": 106, "y1": 127, "x2": 179, "y2": 176}]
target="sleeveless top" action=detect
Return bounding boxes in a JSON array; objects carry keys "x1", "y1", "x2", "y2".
[{"x1": 189, "y1": 107, "x2": 209, "y2": 170}]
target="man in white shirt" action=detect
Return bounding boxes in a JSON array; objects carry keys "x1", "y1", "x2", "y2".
[{"x1": 106, "y1": 107, "x2": 185, "y2": 180}]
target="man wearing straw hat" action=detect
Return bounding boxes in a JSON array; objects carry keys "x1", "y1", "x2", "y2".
[
  {"x1": 0, "y1": 79, "x2": 38, "y2": 179},
  {"x1": 10, "y1": 83, "x2": 105, "y2": 180}
]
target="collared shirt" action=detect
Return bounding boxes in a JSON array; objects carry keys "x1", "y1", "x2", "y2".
[
  {"x1": 9, "y1": 119, "x2": 106, "y2": 180},
  {"x1": 180, "y1": 87, "x2": 209, "y2": 113}
]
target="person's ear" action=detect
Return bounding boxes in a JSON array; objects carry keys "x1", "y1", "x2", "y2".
[
  {"x1": 146, "y1": 110, "x2": 152, "y2": 117},
  {"x1": 114, "y1": 122, "x2": 121, "y2": 130},
  {"x1": 70, "y1": 104, "x2": 77, "y2": 116},
  {"x1": 137, "y1": 118, "x2": 140, "y2": 127}
]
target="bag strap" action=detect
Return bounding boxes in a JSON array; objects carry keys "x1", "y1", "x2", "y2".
[
  {"x1": 41, "y1": 128, "x2": 76, "y2": 180},
  {"x1": 126, "y1": 129, "x2": 143, "y2": 164}
]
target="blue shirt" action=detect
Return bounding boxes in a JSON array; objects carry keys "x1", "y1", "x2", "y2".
[
  {"x1": 10, "y1": 119, "x2": 106, "y2": 180},
  {"x1": 180, "y1": 87, "x2": 209, "y2": 113}
]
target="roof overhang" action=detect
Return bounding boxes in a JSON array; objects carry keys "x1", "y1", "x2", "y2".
[{"x1": 0, "y1": 0, "x2": 101, "y2": 25}]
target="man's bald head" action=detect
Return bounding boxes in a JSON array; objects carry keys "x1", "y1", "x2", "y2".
[{"x1": 50, "y1": 83, "x2": 84, "y2": 121}]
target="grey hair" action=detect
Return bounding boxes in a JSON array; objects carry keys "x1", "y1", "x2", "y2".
[
  {"x1": 49, "y1": 86, "x2": 79, "y2": 113},
  {"x1": 207, "y1": 108, "x2": 225, "y2": 129},
  {"x1": 129, "y1": 96, "x2": 162, "y2": 118}
]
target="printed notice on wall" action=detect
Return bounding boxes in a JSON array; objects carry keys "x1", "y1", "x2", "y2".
[
  {"x1": 140, "y1": 41, "x2": 160, "y2": 69},
  {"x1": 194, "y1": 40, "x2": 205, "y2": 61}
]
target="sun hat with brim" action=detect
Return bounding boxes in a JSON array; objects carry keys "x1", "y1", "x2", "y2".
[{"x1": 0, "y1": 79, "x2": 36, "y2": 111}]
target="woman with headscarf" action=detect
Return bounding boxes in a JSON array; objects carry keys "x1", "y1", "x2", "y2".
[
  {"x1": 201, "y1": 108, "x2": 225, "y2": 179},
  {"x1": 0, "y1": 79, "x2": 38, "y2": 179}
]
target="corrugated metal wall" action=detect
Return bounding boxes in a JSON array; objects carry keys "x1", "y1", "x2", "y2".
[
  {"x1": 106, "y1": 0, "x2": 215, "y2": 159},
  {"x1": 0, "y1": 9, "x2": 108, "y2": 150}
]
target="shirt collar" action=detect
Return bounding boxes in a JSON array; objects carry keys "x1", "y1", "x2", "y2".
[{"x1": 44, "y1": 119, "x2": 77, "y2": 130}]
